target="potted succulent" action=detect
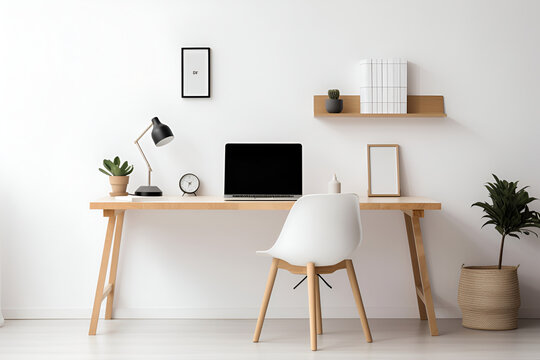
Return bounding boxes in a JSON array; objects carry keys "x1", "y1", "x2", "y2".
[
  {"x1": 458, "y1": 175, "x2": 540, "y2": 330},
  {"x1": 325, "y1": 89, "x2": 343, "y2": 113},
  {"x1": 99, "y1": 156, "x2": 134, "y2": 196}
]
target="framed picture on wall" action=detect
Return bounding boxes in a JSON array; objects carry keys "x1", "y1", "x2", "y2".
[
  {"x1": 181, "y1": 47, "x2": 210, "y2": 98},
  {"x1": 367, "y1": 144, "x2": 401, "y2": 197}
]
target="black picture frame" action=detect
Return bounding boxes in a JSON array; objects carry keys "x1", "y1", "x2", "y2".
[{"x1": 181, "y1": 47, "x2": 211, "y2": 98}]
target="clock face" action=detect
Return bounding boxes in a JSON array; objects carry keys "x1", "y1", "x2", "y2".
[{"x1": 179, "y1": 173, "x2": 200, "y2": 194}]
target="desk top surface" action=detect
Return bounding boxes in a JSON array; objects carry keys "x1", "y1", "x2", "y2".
[{"x1": 90, "y1": 195, "x2": 441, "y2": 211}]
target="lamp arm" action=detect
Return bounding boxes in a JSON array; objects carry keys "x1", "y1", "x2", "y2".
[{"x1": 134, "y1": 123, "x2": 153, "y2": 186}]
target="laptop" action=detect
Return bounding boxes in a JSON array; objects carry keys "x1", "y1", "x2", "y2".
[{"x1": 224, "y1": 143, "x2": 302, "y2": 201}]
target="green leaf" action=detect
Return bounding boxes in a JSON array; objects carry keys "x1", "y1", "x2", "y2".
[
  {"x1": 114, "y1": 156, "x2": 120, "y2": 166},
  {"x1": 99, "y1": 168, "x2": 112, "y2": 176},
  {"x1": 111, "y1": 165, "x2": 122, "y2": 176},
  {"x1": 103, "y1": 159, "x2": 114, "y2": 172},
  {"x1": 526, "y1": 229, "x2": 538, "y2": 237}
]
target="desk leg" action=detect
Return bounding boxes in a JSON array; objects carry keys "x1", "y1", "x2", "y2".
[
  {"x1": 105, "y1": 211, "x2": 125, "y2": 319},
  {"x1": 404, "y1": 213, "x2": 428, "y2": 320},
  {"x1": 403, "y1": 212, "x2": 439, "y2": 336},
  {"x1": 89, "y1": 210, "x2": 116, "y2": 336}
]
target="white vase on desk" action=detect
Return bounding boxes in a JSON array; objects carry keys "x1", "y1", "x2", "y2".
[{"x1": 328, "y1": 174, "x2": 341, "y2": 193}]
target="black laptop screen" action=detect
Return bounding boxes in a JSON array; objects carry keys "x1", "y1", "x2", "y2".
[{"x1": 225, "y1": 143, "x2": 302, "y2": 196}]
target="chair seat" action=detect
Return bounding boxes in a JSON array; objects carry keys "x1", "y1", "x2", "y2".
[{"x1": 256, "y1": 250, "x2": 350, "y2": 267}]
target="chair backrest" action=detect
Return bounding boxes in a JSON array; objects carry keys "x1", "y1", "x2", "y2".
[{"x1": 267, "y1": 193, "x2": 362, "y2": 266}]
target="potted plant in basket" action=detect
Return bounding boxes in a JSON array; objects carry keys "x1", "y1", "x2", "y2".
[
  {"x1": 99, "y1": 156, "x2": 134, "y2": 196},
  {"x1": 458, "y1": 174, "x2": 540, "y2": 330},
  {"x1": 325, "y1": 89, "x2": 343, "y2": 113}
]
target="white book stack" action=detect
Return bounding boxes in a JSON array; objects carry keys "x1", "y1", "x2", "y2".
[
  {"x1": 399, "y1": 58, "x2": 407, "y2": 114},
  {"x1": 359, "y1": 59, "x2": 372, "y2": 114},
  {"x1": 359, "y1": 58, "x2": 407, "y2": 114}
]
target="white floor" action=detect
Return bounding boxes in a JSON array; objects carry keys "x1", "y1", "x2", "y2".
[{"x1": 0, "y1": 319, "x2": 539, "y2": 359}]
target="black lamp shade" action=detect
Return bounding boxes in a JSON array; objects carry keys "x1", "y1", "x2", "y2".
[{"x1": 151, "y1": 117, "x2": 174, "y2": 147}]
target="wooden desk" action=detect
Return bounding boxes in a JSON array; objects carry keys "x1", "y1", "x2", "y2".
[{"x1": 88, "y1": 195, "x2": 441, "y2": 336}]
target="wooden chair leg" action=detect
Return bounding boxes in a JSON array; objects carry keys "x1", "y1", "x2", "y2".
[
  {"x1": 307, "y1": 262, "x2": 317, "y2": 351},
  {"x1": 253, "y1": 258, "x2": 279, "y2": 342},
  {"x1": 345, "y1": 260, "x2": 373, "y2": 343},
  {"x1": 105, "y1": 211, "x2": 125, "y2": 320},
  {"x1": 315, "y1": 274, "x2": 322, "y2": 335}
]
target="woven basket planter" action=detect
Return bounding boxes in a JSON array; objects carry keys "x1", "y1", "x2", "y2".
[{"x1": 458, "y1": 265, "x2": 520, "y2": 330}]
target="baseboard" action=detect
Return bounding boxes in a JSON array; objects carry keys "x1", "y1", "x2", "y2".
[{"x1": 4, "y1": 306, "x2": 539, "y2": 320}]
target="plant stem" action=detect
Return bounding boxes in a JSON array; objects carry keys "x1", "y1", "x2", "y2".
[{"x1": 498, "y1": 234, "x2": 506, "y2": 270}]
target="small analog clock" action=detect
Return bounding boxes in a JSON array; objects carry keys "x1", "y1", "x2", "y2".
[{"x1": 179, "y1": 173, "x2": 200, "y2": 196}]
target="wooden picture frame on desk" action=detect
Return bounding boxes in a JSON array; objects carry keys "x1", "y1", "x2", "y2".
[{"x1": 367, "y1": 144, "x2": 401, "y2": 197}]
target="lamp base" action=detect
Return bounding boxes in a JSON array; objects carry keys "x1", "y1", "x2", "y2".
[{"x1": 134, "y1": 185, "x2": 163, "y2": 196}]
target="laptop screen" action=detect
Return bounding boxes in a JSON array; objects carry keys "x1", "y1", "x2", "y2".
[{"x1": 225, "y1": 143, "x2": 302, "y2": 196}]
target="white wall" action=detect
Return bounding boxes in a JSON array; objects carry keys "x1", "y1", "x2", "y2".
[{"x1": 1, "y1": 0, "x2": 540, "y2": 320}]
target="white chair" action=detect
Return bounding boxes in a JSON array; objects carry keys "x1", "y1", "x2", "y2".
[{"x1": 252, "y1": 193, "x2": 372, "y2": 351}]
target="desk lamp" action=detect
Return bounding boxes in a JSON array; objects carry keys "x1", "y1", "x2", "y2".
[{"x1": 134, "y1": 117, "x2": 174, "y2": 196}]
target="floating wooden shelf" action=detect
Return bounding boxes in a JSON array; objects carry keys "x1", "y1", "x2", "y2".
[{"x1": 314, "y1": 95, "x2": 446, "y2": 117}]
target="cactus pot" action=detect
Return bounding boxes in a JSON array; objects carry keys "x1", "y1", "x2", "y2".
[
  {"x1": 109, "y1": 176, "x2": 129, "y2": 196},
  {"x1": 325, "y1": 99, "x2": 343, "y2": 113},
  {"x1": 458, "y1": 265, "x2": 520, "y2": 330}
]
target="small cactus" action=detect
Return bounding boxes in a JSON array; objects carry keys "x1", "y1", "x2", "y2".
[{"x1": 328, "y1": 89, "x2": 340, "y2": 100}]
